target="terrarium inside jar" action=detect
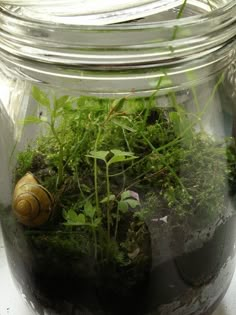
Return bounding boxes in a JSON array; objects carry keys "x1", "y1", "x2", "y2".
[{"x1": 0, "y1": 1, "x2": 236, "y2": 315}]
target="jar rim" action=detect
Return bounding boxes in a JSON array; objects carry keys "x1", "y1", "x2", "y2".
[
  {"x1": 0, "y1": 1, "x2": 235, "y2": 69},
  {"x1": 0, "y1": 1, "x2": 235, "y2": 28}
]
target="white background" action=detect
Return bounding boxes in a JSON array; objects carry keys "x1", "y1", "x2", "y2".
[{"x1": 0, "y1": 226, "x2": 236, "y2": 315}]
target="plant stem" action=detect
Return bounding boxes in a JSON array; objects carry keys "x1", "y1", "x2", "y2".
[
  {"x1": 50, "y1": 121, "x2": 64, "y2": 186},
  {"x1": 148, "y1": 75, "x2": 165, "y2": 104},
  {"x1": 92, "y1": 225, "x2": 98, "y2": 259},
  {"x1": 172, "y1": 0, "x2": 188, "y2": 40},
  {"x1": 124, "y1": 168, "x2": 166, "y2": 192},
  {"x1": 75, "y1": 165, "x2": 85, "y2": 200},
  {"x1": 94, "y1": 127, "x2": 102, "y2": 216},
  {"x1": 122, "y1": 128, "x2": 132, "y2": 153},
  {"x1": 114, "y1": 206, "x2": 119, "y2": 241},
  {"x1": 141, "y1": 132, "x2": 189, "y2": 195},
  {"x1": 191, "y1": 86, "x2": 204, "y2": 132},
  {"x1": 176, "y1": 0, "x2": 188, "y2": 19},
  {"x1": 108, "y1": 154, "x2": 154, "y2": 178},
  {"x1": 187, "y1": 71, "x2": 204, "y2": 132},
  {"x1": 154, "y1": 73, "x2": 224, "y2": 154},
  {"x1": 108, "y1": 72, "x2": 223, "y2": 183},
  {"x1": 105, "y1": 163, "x2": 111, "y2": 241}
]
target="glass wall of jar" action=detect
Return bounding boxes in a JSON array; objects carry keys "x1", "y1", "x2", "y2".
[{"x1": 0, "y1": 1, "x2": 236, "y2": 314}]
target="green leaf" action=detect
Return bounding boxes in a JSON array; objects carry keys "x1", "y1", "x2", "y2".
[
  {"x1": 83, "y1": 201, "x2": 96, "y2": 219},
  {"x1": 21, "y1": 116, "x2": 44, "y2": 125},
  {"x1": 121, "y1": 191, "x2": 132, "y2": 200},
  {"x1": 40, "y1": 116, "x2": 48, "y2": 122},
  {"x1": 86, "y1": 150, "x2": 109, "y2": 161},
  {"x1": 111, "y1": 98, "x2": 126, "y2": 112},
  {"x1": 112, "y1": 120, "x2": 136, "y2": 132},
  {"x1": 77, "y1": 213, "x2": 86, "y2": 224},
  {"x1": 108, "y1": 155, "x2": 137, "y2": 166},
  {"x1": 108, "y1": 155, "x2": 126, "y2": 164},
  {"x1": 93, "y1": 217, "x2": 102, "y2": 227},
  {"x1": 118, "y1": 201, "x2": 129, "y2": 213},
  {"x1": 32, "y1": 86, "x2": 50, "y2": 108},
  {"x1": 110, "y1": 149, "x2": 135, "y2": 157},
  {"x1": 55, "y1": 95, "x2": 76, "y2": 112},
  {"x1": 81, "y1": 184, "x2": 91, "y2": 193},
  {"x1": 107, "y1": 149, "x2": 137, "y2": 166},
  {"x1": 125, "y1": 199, "x2": 140, "y2": 209},
  {"x1": 169, "y1": 111, "x2": 181, "y2": 135},
  {"x1": 55, "y1": 95, "x2": 70, "y2": 107},
  {"x1": 175, "y1": 104, "x2": 185, "y2": 114},
  {"x1": 169, "y1": 110, "x2": 193, "y2": 145},
  {"x1": 100, "y1": 194, "x2": 116, "y2": 203},
  {"x1": 64, "y1": 210, "x2": 86, "y2": 226},
  {"x1": 66, "y1": 209, "x2": 79, "y2": 222}
]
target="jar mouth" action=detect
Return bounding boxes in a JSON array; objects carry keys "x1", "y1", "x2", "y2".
[
  {"x1": 0, "y1": 1, "x2": 235, "y2": 70},
  {"x1": 0, "y1": 0, "x2": 234, "y2": 25}
]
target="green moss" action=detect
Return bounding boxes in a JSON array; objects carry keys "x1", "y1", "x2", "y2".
[
  {"x1": 15, "y1": 148, "x2": 35, "y2": 180},
  {"x1": 14, "y1": 87, "x2": 231, "y2": 267}
]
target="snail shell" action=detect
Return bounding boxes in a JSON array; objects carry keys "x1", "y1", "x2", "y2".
[{"x1": 12, "y1": 172, "x2": 54, "y2": 227}]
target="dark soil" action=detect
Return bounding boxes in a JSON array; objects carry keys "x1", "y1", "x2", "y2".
[{"x1": 1, "y1": 210, "x2": 236, "y2": 315}]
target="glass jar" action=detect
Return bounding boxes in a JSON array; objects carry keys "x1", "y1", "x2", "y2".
[{"x1": 0, "y1": 1, "x2": 236, "y2": 315}]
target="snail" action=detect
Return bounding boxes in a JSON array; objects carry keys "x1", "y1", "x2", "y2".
[{"x1": 12, "y1": 172, "x2": 54, "y2": 227}]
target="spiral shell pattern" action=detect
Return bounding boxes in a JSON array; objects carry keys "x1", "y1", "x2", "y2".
[{"x1": 12, "y1": 172, "x2": 54, "y2": 227}]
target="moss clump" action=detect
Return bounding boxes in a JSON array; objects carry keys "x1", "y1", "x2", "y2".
[{"x1": 13, "y1": 87, "x2": 231, "y2": 279}]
